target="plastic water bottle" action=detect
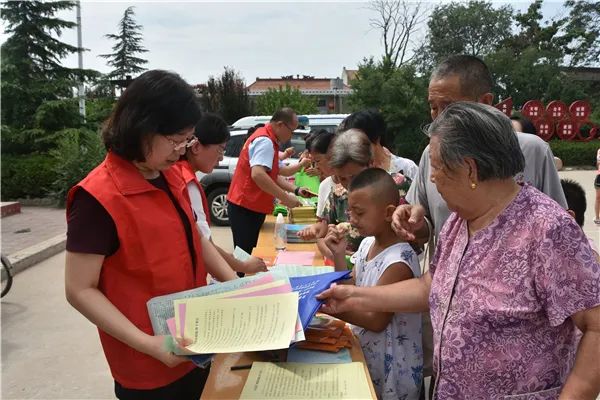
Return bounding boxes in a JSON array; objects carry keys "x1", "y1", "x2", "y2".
[{"x1": 274, "y1": 213, "x2": 287, "y2": 251}]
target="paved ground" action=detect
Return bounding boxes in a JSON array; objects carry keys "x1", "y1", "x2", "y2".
[
  {"x1": 1, "y1": 170, "x2": 599, "y2": 399},
  {"x1": 1, "y1": 207, "x2": 66, "y2": 256}
]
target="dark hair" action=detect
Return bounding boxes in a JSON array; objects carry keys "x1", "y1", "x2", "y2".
[
  {"x1": 102, "y1": 70, "x2": 201, "y2": 161},
  {"x1": 428, "y1": 102, "x2": 525, "y2": 181},
  {"x1": 561, "y1": 178, "x2": 586, "y2": 227},
  {"x1": 307, "y1": 129, "x2": 334, "y2": 154},
  {"x1": 194, "y1": 113, "x2": 230, "y2": 145},
  {"x1": 338, "y1": 109, "x2": 386, "y2": 145},
  {"x1": 270, "y1": 107, "x2": 296, "y2": 125},
  {"x1": 349, "y1": 167, "x2": 399, "y2": 206},
  {"x1": 510, "y1": 115, "x2": 537, "y2": 135},
  {"x1": 246, "y1": 123, "x2": 265, "y2": 141},
  {"x1": 431, "y1": 55, "x2": 493, "y2": 99}
]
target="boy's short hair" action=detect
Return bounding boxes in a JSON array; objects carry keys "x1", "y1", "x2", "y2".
[
  {"x1": 349, "y1": 167, "x2": 399, "y2": 206},
  {"x1": 561, "y1": 178, "x2": 586, "y2": 227}
]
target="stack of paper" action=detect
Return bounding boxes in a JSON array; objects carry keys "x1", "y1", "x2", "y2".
[
  {"x1": 295, "y1": 314, "x2": 354, "y2": 353},
  {"x1": 275, "y1": 251, "x2": 315, "y2": 266},
  {"x1": 147, "y1": 269, "x2": 352, "y2": 357},
  {"x1": 288, "y1": 205, "x2": 318, "y2": 224},
  {"x1": 240, "y1": 362, "x2": 373, "y2": 399}
]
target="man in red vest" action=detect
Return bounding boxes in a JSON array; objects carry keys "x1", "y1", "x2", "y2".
[{"x1": 228, "y1": 108, "x2": 309, "y2": 257}]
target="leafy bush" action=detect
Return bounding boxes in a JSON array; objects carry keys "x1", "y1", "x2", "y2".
[
  {"x1": 1, "y1": 153, "x2": 58, "y2": 200},
  {"x1": 548, "y1": 139, "x2": 599, "y2": 167},
  {"x1": 50, "y1": 128, "x2": 106, "y2": 205}
]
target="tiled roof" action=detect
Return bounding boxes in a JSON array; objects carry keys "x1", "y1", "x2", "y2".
[{"x1": 248, "y1": 78, "x2": 352, "y2": 95}]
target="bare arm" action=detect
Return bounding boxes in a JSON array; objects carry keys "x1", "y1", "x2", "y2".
[
  {"x1": 318, "y1": 271, "x2": 432, "y2": 314},
  {"x1": 201, "y1": 236, "x2": 237, "y2": 281},
  {"x1": 251, "y1": 166, "x2": 300, "y2": 208},
  {"x1": 559, "y1": 305, "x2": 600, "y2": 399},
  {"x1": 276, "y1": 175, "x2": 296, "y2": 192},
  {"x1": 333, "y1": 262, "x2": 415, "y2": 332},
  {"x1": 64, "y1": 251, "x2": 187, "y2": 367},
  {"x1": 213, "y1": 241, "x2": 267, "y2": 274}
]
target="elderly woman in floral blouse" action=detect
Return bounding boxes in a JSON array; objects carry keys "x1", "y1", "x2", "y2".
[{"x1": 318, "y1": 102, "x2": 600, "y2": 399}]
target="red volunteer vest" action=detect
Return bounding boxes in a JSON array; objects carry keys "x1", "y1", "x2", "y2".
[
  {"x1": 174, "y1": 160, "x2": 211, "y2": 226},
  {"x1": 227, "y1": 124, "x2": 280, "y2": 214},
  {"x1": 66, "y1": 152, "x2": 208, "y2": 389}
]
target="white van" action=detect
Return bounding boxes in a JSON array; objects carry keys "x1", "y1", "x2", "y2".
[{"x1": 231, "y1": 114, "x2": 348, "y2": 133}]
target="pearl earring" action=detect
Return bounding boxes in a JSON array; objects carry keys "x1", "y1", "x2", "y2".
[{"x1": 470, "y1": 182, "x2": 477, "y2": 190}]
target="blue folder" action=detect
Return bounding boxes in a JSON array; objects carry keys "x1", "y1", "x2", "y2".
[{"x1": 290, "y1": 270, "x2": 352, "y2": 329}]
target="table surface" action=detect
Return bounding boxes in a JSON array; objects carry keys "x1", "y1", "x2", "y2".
[{"x1": 200, "y1": 215, "x2": 376, "y2": 399}]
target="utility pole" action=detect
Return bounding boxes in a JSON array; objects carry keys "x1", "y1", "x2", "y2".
[{"x1": 76, "y1": 0, "x2": 86, "y2": 121}]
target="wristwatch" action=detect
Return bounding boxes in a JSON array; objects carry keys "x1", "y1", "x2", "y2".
[{"x1": 294, "y1": 187, "x2": 301, "y2": 196}]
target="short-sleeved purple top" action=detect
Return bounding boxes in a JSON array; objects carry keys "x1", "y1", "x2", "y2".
[{"x1": 429, "y1": 184, "x2": 600, "y2": 399}]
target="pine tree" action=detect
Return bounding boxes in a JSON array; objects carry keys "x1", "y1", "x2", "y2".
[
  {"x1": 100, "y1": 6, "x2": 148, "y2": 80},
  {"x1": 1, "y1": 0, "x2": 90, "y2": 127}
]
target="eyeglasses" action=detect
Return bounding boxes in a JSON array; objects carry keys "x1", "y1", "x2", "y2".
[
  {"x1": 282, "y1": 122, "x2": 296, "y2": 133},
  {"x1": 166, "y1": 136, "x2": 198, "y2": 152},
  {"x1": 215, "y1": 144, "x2": 226, "y2": 155}
]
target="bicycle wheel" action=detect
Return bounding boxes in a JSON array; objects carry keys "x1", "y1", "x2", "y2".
[{"x1": 1, "y1": 255, "x2": 14, "y2": 298}]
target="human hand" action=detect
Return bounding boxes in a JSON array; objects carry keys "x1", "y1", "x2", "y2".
[
  {"x1": 281, "y1": 147, "x2": 295, "y2": 160},
  {"x1": 141, "y1": 335, "x2": 191, "y2": 368},
  {"x1": 242, "y1": 256, "x2": 268, "y2": 273},
  {"x1": 305, "y1": 166, "x2": 320, "y2": 177},
  {"x1": 391, "y1": 204, "x2": 426, "y2": 242},
  {"x1": 299, "y1": 157, "x2": 311, "y2": 169},
  {"x1": 297, "y1": 187, "x2": 316, "y2": 198},
  {"x1": 298, "y1": 225, "x2": 317, "y2": 241},
  {"x1": 281, "y1": 192, "x2": 302, "y2": 208},
  {"x1": 324, "y1": 224, "x2": 347, "y2": 256},
  {"x1": 316, "y1": 283, "x2": 357, "y2": 314}
]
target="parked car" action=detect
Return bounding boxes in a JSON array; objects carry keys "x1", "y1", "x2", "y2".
[
  {"x1": 231, "y1": 114, "x2": 348, "y2": 133},
  {"x1": 197, "y1": 128, "x2": 309, "y2": 226}
]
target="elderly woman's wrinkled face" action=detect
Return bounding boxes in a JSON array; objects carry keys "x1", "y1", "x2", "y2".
[
  {"x1": 333, "y1": 162, "x2": 368, "y2": 190},
  {"x1": 429, "y1": 136, "x2": 471, "y2": 213}
]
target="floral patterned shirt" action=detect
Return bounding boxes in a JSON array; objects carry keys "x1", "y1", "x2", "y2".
[
  {"x1": 429, "y1": 184, "x2": 600, "y2": 399},
  {"x1": 352, "y1": 237, "x2": 423, "y2": 400}
]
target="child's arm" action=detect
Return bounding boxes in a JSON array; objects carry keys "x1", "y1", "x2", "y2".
[
  {"x1": 278, "y1": 158, "x2": 311, "y2": 177},
  {"x1": 331, "y1": 262, "x2": 414, "y2": 332},
  {"x1": 298, "y1": 220, "x2": 327, "y2": 241},
  {"x1": 323, "y1": 224, "x2": 348, "y2": 271}
]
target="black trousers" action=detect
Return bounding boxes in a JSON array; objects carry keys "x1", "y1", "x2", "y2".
[
  {"x1": 114, "y1": 367, "x2": 210, "y2": 400},
  {"x1": 228, "y1": 202, "x2": 266, "y2": 255}
]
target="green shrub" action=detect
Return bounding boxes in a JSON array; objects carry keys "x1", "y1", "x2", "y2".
[
  {"x1": 50, "y1": 128, "x2": 106, "y2": 205},
  {"x1": 548, "y1": 139, "x2": 599, "y2": 167},
  {"x1": 1, "y1": 154, "x2": 58, "y2": 200}
]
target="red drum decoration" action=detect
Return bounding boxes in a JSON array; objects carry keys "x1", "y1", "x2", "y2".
[
  {"x1": 495, "y1": 98, "x2": 513, "y2": 117},
  {"x1": 569, "y1": 100, "x2": 591, "y2": 122},
  {"x1": 546, "y1": 101, "x2": 568, "y2": 122},
  {"x1": 556, "y1": 119, "x2": 579, "y2": 141},
  {"x1": 521, "y1": 100, "x2": 545, "y2": 121},
  {"x1": 534, "y1": 118, "x2": 554, "y2": 141}
]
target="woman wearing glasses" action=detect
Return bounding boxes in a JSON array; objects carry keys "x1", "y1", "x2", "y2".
[
  {"x1": 65, "y1": 70, "x2": 213, "y2": 400},
  {"x1": 175, "y1": 113, "x2": 268, "y2": 275}
]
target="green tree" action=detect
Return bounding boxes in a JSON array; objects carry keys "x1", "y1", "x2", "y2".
[
  {"x1": 99, "y1": 6, "x2": 148, "y2": 80},
  {"x1": 349, "y1": 58, "x2": 430, "y2": 162},
  {"x1": 486, "y1": 0, "x2": 599, "y2": 107},
  {"x1": 197, "y1": 67, "x2": 252, "y2": 124},
  {"x1": 255, "y1": 85, "x2": 317, "y2": 116},
  {"x1": 1, "y1": 0, "x2": 96, "y2": 128},
  {"x1": 418, "y1": 1, "x2": 513, "y2": 71}
]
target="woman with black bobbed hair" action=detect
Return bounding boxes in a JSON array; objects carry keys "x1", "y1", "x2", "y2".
[{"x1": 65, "y1": 70, "x2": 211, "y2": 399}]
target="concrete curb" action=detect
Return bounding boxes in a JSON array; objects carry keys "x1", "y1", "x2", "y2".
[{"x1": 7, "y1": 233, "x2": 66, "y2": 275}]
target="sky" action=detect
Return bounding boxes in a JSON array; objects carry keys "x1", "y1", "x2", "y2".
[{"x1": 0, "y1": 1, "x2": 564, "y2": 86}]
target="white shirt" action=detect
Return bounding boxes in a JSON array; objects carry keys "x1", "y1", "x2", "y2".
[
  {"x1": 389, "y1": 154, "x2": 418, "y2": 181},
  {"x1": 187, "y1": 181, "x2": 211, "y2": 239},
  {"x1": 316, "y1": 176, "x2": 334, "y2": 219},
  {"x1": 351, "y1": 237, "x2": 422, "y2": 400}
]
